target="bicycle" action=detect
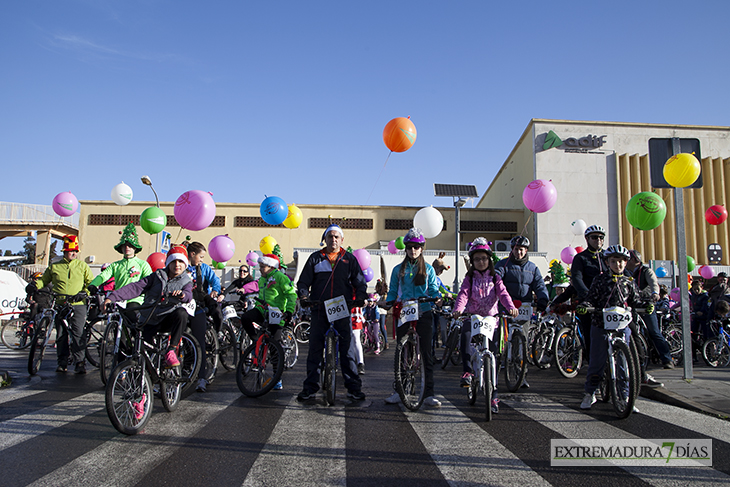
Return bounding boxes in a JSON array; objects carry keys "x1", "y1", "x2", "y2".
[
  {"x1": 27, "y1": 291, "x2": 81, "y2": 375},
  {"x1": 361, "y1": 319, "x2": 384, "y2": 354},
  {"x1": 502, "y1": 314, "x2": 528, "y2": 393},
  {"x1": 440, "y1": 314, "x2": 462, "y2": 369},
  {"x1": 235, "y1": 300, "x2": 285, "y2": 397},
  {"x1": 464, "y1": 313, "x2": 502, "y2": 421},
  {"x1": 82, "y1": 293, "x2": 109, "y2": 369},
  {"x1": 105, "y1": 301, "x2": 199, "y2": 435},
  {"x1": 1, "y1": 308, "x2": 35, "y2": 350},
  {"x1": 531, "y1": 312, "x2": 563, "y2": 370},
  {"x1": 554, "y1": 317, "x2": 586, "y2": 378},
  {"x1": 655, "y1": 309, "x2": 683, "y2": 365},
  {"x1": 702, "y1": 320, "x2": 730, "y2": 367}
]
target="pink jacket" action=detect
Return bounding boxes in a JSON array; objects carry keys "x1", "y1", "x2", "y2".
[{"x1": 454, "y1": 270, "x2": 515, "y2": 316}]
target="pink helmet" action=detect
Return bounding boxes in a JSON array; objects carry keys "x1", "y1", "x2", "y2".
[
  {"x1": 403, "y1": 228, "x2": 426, "y2": 245},
  {"x1": 468, "y1": 237, "x2": 492, "y2": 258}
]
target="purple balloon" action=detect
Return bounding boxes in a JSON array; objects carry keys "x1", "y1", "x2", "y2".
[
  {"x1": 174, "y1": 190, "x2": 216, "y2": 231},
  {"x1": 209, "y1": 234, "x2": 235, "y2": 263},
  {"x1": 52, "y1": 191, "x2": 79, "y2": 217},
  {"x1": 388, "y1": 240, "x2": 398, "y2": 254},
  {"x1": 670, "y1": 287, "x2": 680, "y2": 301},
  {"x1": 353, "y1": 249, "x2": 372, "y2": 271},
  {"x1": 522, "y1": 179, "x2": 558, "y2": 213},
  {"x1": 560, "y1": 246, "x2": 577, "y2": 264},
  {"x1": 246, "y1": 251, "x2": 259, "y2": 267},
  {"x1": 363, "y1": 267, "x2": 374, "y2": 282}
]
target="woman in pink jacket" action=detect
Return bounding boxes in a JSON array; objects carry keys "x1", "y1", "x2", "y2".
[{"x1": 452, "y1": 238, "x2": 518, "y2": 412}]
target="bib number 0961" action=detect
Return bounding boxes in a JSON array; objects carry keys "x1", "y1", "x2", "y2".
[{"x1": 324, "y1": 296, "x2": 350, "y2": 323}]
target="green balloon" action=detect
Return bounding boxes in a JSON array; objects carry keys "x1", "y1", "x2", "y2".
[
  {"x1": 140, "y1": 206, "x2": 167, "y2": 234},
  {"x1": 625, "y1": 192, "x2": 666, "y2": 231},
  {"x1": 395, "y1": 236, "x2": 405, "y2": 250},
  {"x1": 687, "y1": 255, "x2": 696, "y2": 272}
]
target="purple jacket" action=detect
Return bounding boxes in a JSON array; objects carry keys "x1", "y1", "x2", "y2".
[
  {"x1": 107, "y1": 269, "x2": 193, "y2": 325},
  {"x1": 454, "y1": 270, "x2": 515, "y2": 317}
]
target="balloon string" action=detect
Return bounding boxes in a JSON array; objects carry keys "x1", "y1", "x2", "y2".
[
  {"x1": 365, "y1": 152, "x2": 392, "y2": 205},
  {"x1": 175, "y1": 227, "x2": 183, "y2": 244},
  {"x1": 521, "y1": 212, "x2": 533, "y2": 236}
]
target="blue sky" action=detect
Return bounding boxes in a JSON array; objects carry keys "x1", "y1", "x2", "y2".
[{"x1": 1, "y1": 1, "x2": 729, "y2": 252}]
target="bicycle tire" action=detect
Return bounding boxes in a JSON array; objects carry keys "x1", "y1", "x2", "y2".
[
  {"x1": 664, "y1": 325, "x2": 684, "y2": 365},
  {"x1": 236, "y1": 337, "x2": 284, "y2": 397},
  {"x1": 99, "y1": 317, "x2": 127, "y2": 386},
  {"x1": 84, "y1": 319, "x2": 106, "y2": 368},
  {"x1": 633, "y1": 330, "x2": 649, "y2": 374},
  {"x1": 531, "y1": 329, "x2": 552, "y2": 369},
  {"x1": 609, "y1": 340, "x2": 637, "y2": 419},
  {"x1": 485, "y1": 357, "x2": 494, "y2": 422},
  {"x1": 627, "y1": 337, "x2": 642, "y2": 402},
  {"x1": 160, "y1": 367, "x2": 182, "y2": 412},
  {"x1": 702, "y1": 338, "x2": 730, "y2": 368},
  {"x1": 1, "y1": 318, "x2": 32, "y2": 350},
  {"x1": 441, "y1": 329, "x2": 459, "y2": 370},
  {"x1": 554, "y1": 326, "x2": 582, "y2": 379},
  {"x1": 525, "y1": 325, "x2": 538, "y2": 366},
  {"x1": 28, "y1": 317, "x2": 51, "y2": 375},
  {"x1": 180, "y1": 332, "x2": 202, "y2": 395},
  {"x1": 105, "y1": 359, "x2": 153, "y2": 435},
  {"x1": 218, "y1": 321, "x2": 238, "y2": 371},
  {"x1": 294, "y1": 320, "x2": 310, "y2": 344},
  {"x1": 598, "y1": 367, "x2": 610, "y2": 403},
  {"x1": 467, "y1": 356, "x2": 478, "y2": 406},
  {"x1": 281, "y1": 327, "x2": 299, "y2": 369},
  {"x1": 324, "y1": 333, "x2": 337, "y2": 405},
  {"x1": 394, "y1": 333, "x2": 425, "y2": 411},
  {"x1": 504, "y1": 330, "x2": 527, "y2": 392},
  {"x1": 202, "y1": 325, "x2": 220, "y2": 383}
]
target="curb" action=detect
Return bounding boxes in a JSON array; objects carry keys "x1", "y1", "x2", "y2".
[{"x1": 640, "y1": 385, "x2": 729, "y2": 419}]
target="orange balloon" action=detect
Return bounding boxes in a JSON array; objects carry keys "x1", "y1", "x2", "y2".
[{"x1": 383, "y1": 117, "x2": 417, "y2": 152}]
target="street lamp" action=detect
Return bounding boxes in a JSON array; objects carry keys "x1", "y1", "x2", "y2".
[
  {"x1": 434, "y1": 184, "x2": 478, "y2": 292},
  {"x1": 141, "y1": 175, "x2": 161, "y2": 251}
]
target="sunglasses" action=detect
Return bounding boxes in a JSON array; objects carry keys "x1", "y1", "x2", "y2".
[
  {"x1": 405, "y1": 244, "x2": 423, "y2": 250},
  {"x1": 588, "y1": 235, "x2": 604, "y2": 241}
]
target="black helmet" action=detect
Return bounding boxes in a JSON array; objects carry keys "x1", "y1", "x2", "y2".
[{"x1": 510, "y1": 235, "x2": 530, "y2": 249}]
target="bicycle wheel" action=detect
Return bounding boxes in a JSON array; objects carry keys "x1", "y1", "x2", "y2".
[
  {"x1": 485, "y1": 357, "x2": 494, "y2": 422},
  {"x1": 28, "y1": 317, "x2": 51, "y2": 375},
  {"x1": 323, "y1": 333, "x2": 337, "y2": 405},
  {"x1": 160, "y1": 367, "x2": 182, "y2": 412},
  {"x1": 441, "y1": 330, "x2": 456, "y2": 369},
  {"x1": 504, "y1": 330, "x2": 527, "y2": 392},
  {"x1": 702, "y1": 338, "x2": 730, "y2": 368},
  {"x1": 525, "y1": 325, "x2": 538, "y2": 366},
  {"x1": 467, "y1": 356, "x2": 479, "y2": 405},
  {"x1": 554, "y1": 327, "x2": 582, "y2": 379},
  {"x1": 99, "y1": 317, "x2": 128, "y2": 385},
  {"x1": 105, "y1": 359, "x2": 153, "y2": 435},
  {"x1": 627, "y1": 337, "x2": 642, "y2": 402},
  {"x1": 218, "y1": 321, "x2": 238, "y2": 371},
  {"x1": 202, "y1": 325, "x2": 220, "y2": 383},
  {"x1": 236, "y1": 337, "x2": 284, "y2": 397},
  {"x1": 664, "y1": 325, "x2": 684, "y2": 365},
  {"x1": 531, "y1": 329, "x2": 553, "y2": 369},
  {"x1": 281, "y1": 327, "x2": 299, "y2": 369},
  {"x1": 608, "y1": 340, "x2": 637, "y2": 419},
  {"x1": 598, "y1": 367, "x2": 610, "y2": 403},
  {"x1": 294, "y1": 320, "x2": 310, "y2": 344},
  {"x1": 394, "y1": 333, "x2": 425, "y2": 411},
  {"x1": 180, "y1": 332, "x2": 202, "y2": 395},
  {"x1": 633, "y1": 330, "x2": 649, "y2": 374},
  {"x1": 84, "y1": 319, "x2": 106, "y2": 368},
  {"x1": 1, "y1": 318, "x2": 32, "y2": 350}
]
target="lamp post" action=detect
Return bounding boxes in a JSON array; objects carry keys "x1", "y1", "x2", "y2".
[
  {"x1": 454, "y1": 197, "x2": 467, "y2": 290},
  {"x1": 141, "y1": 175, "x2": 160, "y2": 252}
]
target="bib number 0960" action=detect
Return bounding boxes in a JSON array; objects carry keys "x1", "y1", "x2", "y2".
[{"x1": 399, "y1": 301, "x2": 419, "y2": 327}]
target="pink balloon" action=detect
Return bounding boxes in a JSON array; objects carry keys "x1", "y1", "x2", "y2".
[
  {"x1": 522, "y1": 179, "x2": 558, "y2": 213},
  {"x1": 363, "y1": 267, "x2": 374, "y2": 282},
  {"x1": 560, "y1": 246, "x2": 577, "y2": 264},
  {"x1": 209, "y1": 234, "x2": 235, "y2": 263},
  {"x1": 670, "y1": 287, "x2": 680, "y2": 301},
  {"x1": 699, "y1": 265, "x2": 715, "y2": 280},
  {"x1": 353, "y1": 249, "x2": 372, "y2": 271},
  {"x1": 174, "y1": 190, "x2": 216, "y2": 231},
  {"x1": 388, "y1": 240, "x2": 398, "y2": 254},
  {"x1": 246, "y1": 251, "x2": 259, "y2": 267},
  {"x1": 52, "y1": 191, "x2": 79, "y2": 217}
]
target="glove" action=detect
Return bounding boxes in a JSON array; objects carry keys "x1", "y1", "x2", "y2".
[
  {"x1": 576, "y1": 305, "x2": 588, "y2": 315},
  {"x1": 71, "y1": 292, "x2": 87, "y2": 303},
  {"x1": 282, "y1": 311, "x2": 293, "y2": 323},
  {"x1": 645, "y1": 303, "x2": 655, "y2": 315},
  {"x1": 87, "y1": 284, "x2": 99, "y2": 296},
  {"x1": 25, "y1": 282, "x2": 37, "y2": 294},
  {"x1": 353, "y1": 299, "x2": 366, "y2": 308}
]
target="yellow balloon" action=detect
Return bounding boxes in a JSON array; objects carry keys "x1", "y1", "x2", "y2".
[
  {"x1": 283, "y1": 204, "x2": 303, "y2": 229},
  {"x1": 663, "y1": 153, "x2": 701, "y2": 187},
  {"x1": 259, "y1": 235, "x2": 277, "y2": 254}
]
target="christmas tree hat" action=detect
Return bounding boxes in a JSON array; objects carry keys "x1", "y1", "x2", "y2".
[
  {"x1": 549, "y1": 259, "x2": 570, "y2": 286},
  {"x1": 272, "y1": 244, "x2": 287, "y2": 270},
  {"x1": 114, "y1": 223, "x2": 143, "y2": 254}
]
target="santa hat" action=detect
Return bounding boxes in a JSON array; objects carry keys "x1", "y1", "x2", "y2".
[
  {"x1": 165, "y1": 245, "x2": 189, "y2": 267},
  {"x1": 258, "y1": 253, "x2": 280, "y2": 269},
  {"x1": 63, "y1": 235, "x2": 80, "y2": 252},
  {"x1": 320, "y1": 224, "x2": 344, "y2": 245}
]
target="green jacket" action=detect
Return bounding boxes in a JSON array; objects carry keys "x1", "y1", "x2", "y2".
[
  {"x1": 36, "y1": 257, "x2": 94, "y2": 305},
  {"x1": 90, "y1": 256, "x2": 153, "y2": 304},
  {"x1": 255, "y1": 269, "x2": 297, "y2": 320}
]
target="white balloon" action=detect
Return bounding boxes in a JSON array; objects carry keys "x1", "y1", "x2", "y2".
[
  {"x1": 571, "y1": 219, "x2": 587, "y2": 236},
  {"x1": 413, "y1": 206, "x2": 444, "y2": 239},
  {"x1": 111, "y1": 182, "x2": 133, "y2": 206}
]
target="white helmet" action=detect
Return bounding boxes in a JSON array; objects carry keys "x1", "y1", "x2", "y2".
[
  {"x1": 604, "y1": 244, "x2": 631, "y2": 260},
  {"x1": 584, "y1": 225, "x2": 606, "y2": 238}
]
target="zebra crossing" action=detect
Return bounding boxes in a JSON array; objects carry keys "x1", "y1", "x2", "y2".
[{"x1": 1, "y1": 345, "x2": 729, "y2": 487}]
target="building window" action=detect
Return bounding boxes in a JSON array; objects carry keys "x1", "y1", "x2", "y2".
[
  {"x1": 309, "y1": 218, "x2": 373, "y2": 230},
  {"x1": 460, "y1": 220, "x2": 518, "y2": 233},
  {"x1": 88, "y1": 214, "x2": 225, "y2": 227},
  {"x1": 385, "y1": 219, "x2": 447, "y2": 231},
  {"x1": 235, "y1": 216, "x2": 282, "y2": 228}
]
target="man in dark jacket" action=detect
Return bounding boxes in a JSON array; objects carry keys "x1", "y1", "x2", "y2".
[{"x1": 296, "y1": 224, "x2": 368, "y2": 401}]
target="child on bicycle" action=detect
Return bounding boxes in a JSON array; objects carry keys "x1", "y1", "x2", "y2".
[
  {"x1": 451, "y1": 238, "x2": 518, "y2": 413},
  {"x1": 576, "y1": 244, "x2": 652, "y2": 410},
  {"x1": 364, "y1": 294, "x2": 381, "y2": 354}
]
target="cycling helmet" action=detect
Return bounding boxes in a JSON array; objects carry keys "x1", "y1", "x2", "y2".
[
  {"x1": 403, "y1": 228, "x2": 426, "y2": 245},
  {"x1": 628, "y1": 249, "x2": 642, "y2": 263},
  {"x1": 584, "y1": 224, "x2": 606, "y2": 237},
  {"x1": 510, "y1": 235, "x2": 530, "y2": 248},
  {"x1": 604, "y1": 244, "x2": 631, "y2": 260},
  {"x1": 468, "y1": 237, "x2": 492, "y2": 258}
]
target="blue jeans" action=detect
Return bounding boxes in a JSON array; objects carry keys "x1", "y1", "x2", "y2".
[
  {"x1": 584, "y1": 325, "x2": 631, "y2": 395},
  {"x1": 642, "y1": 311, "x2": 672, "y2": 364}
]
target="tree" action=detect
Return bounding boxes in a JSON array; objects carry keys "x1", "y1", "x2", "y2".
[{"x1": 21, "y1": 236, "x2": 36, "y2": 265}]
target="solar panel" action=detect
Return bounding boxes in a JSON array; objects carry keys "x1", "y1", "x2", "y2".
[{"x1": 434, "y1": 184, "x2": 478, "y2": 198}]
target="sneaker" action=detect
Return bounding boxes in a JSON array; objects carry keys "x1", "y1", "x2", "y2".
[
  {"x1": 520, "y1": 379, "x2": 530, "y2": 389},
  {"x1": 643, "y1": 374, "x2": 663, "y2": 387},
  {"x1": 424, "y1": 396, "x2": 441, "y2": 408},
  {"x1": 663, "y1": 362, "x2": 675, "y2": 369},
  {"x1": 273, "y1": 380, "x2": 283, "y2": 390},
  {"x1": 357, "y1": 363, "x2": 365, "y2": 375},
  {"x1": 56, "y1": 365, "x2": 67, "y2": 373},
  {"x1": 384, "y1": 391, "x2": 401, "y2": 404},
  {"x1": 165, "y1": 350, "x2": 180, "y2": 368},
  {"x1": 348, "y1": 390, "x2": 366, "y2": 400},
  {"x1": 580, "y1": 392, "x2": 596, "y2": 410},
  {"x1": 196, "y1": 378, "x2": 209, "y2": 392},
  {"x1": 460, "y1": 372, "x2": 473, "y2": 387},
  {"x1": 491, "y1": 398, "x2": 500, "y2": 414},
  {"x1": 133, "y1": 393, "x2": 147, "y2": 420},
  {"x1": 74, "y1": 362, "x2": 86, "y2": 375},
  {"x1": 297, "y1": 389, "x2": 315, "y2": 402}
]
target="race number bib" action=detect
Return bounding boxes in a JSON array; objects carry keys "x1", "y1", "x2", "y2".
[
  {"x1": 324, "y1": 296, "x2": 349, "y2": 323},
  {"x1": 517, "y1": 303, "x2": 533, "y2": 322},
  {"x1": 268, "y1": 306, "x2": 282, "y2": 325},
  {"x1": 602, "y1": 306, "x2": 632, "y2": 330},
  {"x1": 398, "y1": 301, "x2": 419, "y2": 327},
  {"x1": 471, "y1": 315, "x2": 497, "y2": 340},
  {"x1": 181, "y1": 300, "x2": 196, "y2": 317}
]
